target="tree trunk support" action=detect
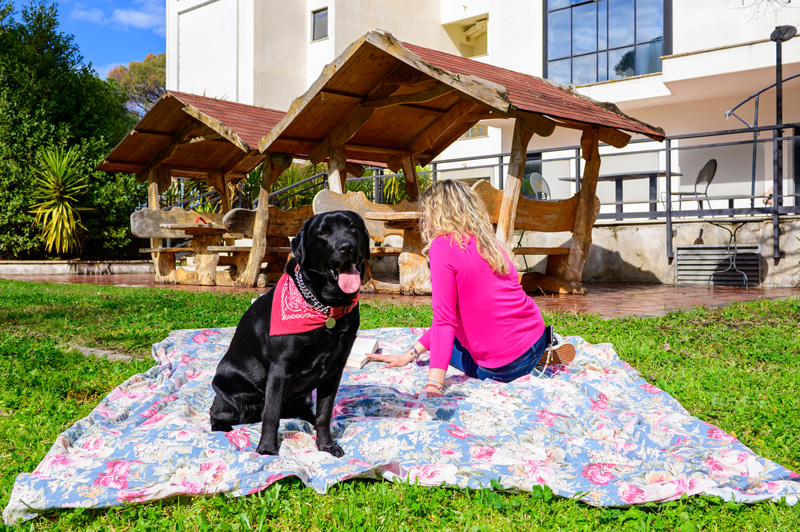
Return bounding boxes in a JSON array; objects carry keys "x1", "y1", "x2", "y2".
[
  {"x1": 236, "y1": 153, "x2": 292, "y2": 286},
  {"x1": 496, "y1": 118, "x2": 534, "y2": 245}
]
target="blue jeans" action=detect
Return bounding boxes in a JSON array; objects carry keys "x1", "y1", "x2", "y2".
[{"x1": 448, "y1": 333, "x2": 547, "y2": 383}]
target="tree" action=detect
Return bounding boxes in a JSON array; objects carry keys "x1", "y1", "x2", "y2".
[
  {"x1": 108, "y1": 53, "x2": 166, "y2": 115},
  {"x1": 0, "y1": 0, "x2": 141, "y2": 259}
]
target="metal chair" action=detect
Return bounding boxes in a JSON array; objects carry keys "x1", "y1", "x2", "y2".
[{"x1": 671, "y1": 158, "x2": 717, "y2": 210}]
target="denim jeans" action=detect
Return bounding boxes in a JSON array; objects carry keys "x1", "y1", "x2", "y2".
[{"x1": 448, "y1": 332, "x2": 547, "y2": 383}]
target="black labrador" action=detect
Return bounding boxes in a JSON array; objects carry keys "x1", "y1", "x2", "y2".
[{"x1": 209, "y1": 210, "x2": 370, "y2": 457}]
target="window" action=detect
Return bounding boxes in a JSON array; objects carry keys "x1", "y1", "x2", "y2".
[
  {"x1": 459, "y1": 125, "x2": 489, "y2": 140},
  {"x1": 546, "y1": 0, "x2": 667, "y2": 86},
  {"x1": 312, "y1": 8, "x2": 328, "y2": 42}
]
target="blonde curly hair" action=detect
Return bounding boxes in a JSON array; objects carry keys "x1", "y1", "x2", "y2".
[{"x1": 418, "y1": 179, "x2": 512, "y2": 275}]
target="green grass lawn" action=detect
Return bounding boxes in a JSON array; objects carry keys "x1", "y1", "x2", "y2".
[{"x1": 1, "y1": 278, "x2": 799, "y2": 531}]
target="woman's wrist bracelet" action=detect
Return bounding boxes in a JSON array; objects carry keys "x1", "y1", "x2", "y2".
[{"x1": 424, "y1": 380, "x2": 443, "y2": 392}]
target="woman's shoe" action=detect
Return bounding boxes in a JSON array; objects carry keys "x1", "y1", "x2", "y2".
[{"x1": 538, "y1": 334, "x2": 575, "y2": 366}]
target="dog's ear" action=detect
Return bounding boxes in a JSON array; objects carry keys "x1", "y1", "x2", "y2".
[{"x1": 353, "y1": 212, "x2": 370, "y2": 261}]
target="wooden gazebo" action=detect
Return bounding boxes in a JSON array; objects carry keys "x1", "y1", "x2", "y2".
[
  {"x1": 99, "y1": 90, "x2": 286, "y2": 212},
  {"x1": 98, "y1": 91, "x2": 286, "y2": 283},
  {"x1": 242, "y1": 30, "x2": 665, "y2": 293}
]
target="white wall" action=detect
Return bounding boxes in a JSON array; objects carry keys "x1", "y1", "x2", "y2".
[{"x1": 168, "y1": 0, "x2": 245, "y2": 101}]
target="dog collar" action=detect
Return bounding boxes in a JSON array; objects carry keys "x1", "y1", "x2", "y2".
[{"x1": 269, "y1": 273, "x2": 358, "y2": 336}]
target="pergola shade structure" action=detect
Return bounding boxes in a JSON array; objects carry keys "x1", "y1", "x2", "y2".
[
  {"x1": 99, "y1": 90, "x2": 286, "y2": 212},
  {"x1": 250, "y1": 30, "x2": 665, "y2": 293}
]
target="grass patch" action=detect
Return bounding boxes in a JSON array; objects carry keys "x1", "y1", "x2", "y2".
[{"x1": 1, "y1": 279, "x2": 799, "y2": 531}]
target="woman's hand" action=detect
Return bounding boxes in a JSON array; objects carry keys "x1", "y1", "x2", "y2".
[
  {"x1": 366, "y1": 349, "x2": 416, "y2": 368},
  {"x1": 414, "y1": 384, "x2": 443, "y2": 398},
  {"x1": 367, "y1": 342, "x2": 426, "y2": 368}
]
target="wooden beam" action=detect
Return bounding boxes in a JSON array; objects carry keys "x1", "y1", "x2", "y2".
[
  {"x1": 361, "y1": 84, "x2": 455, "y2": 109},
  {"x1": 562, "y1": 127, "x2": 602, "y2": 283},
  {"x1": 328, "y1": 145, "x2": 348, "y2": 193},
  {"x1": 550, "y1": 118, "x2": 631, "y2": 149},
  {"x1": 206, "y1": 171, "x2": 230, "y2": 213},
  {"x1": 345, "y1": 162, "x2": 365, "y2": 178},
  {"x1": 519, "y1": 113, "x2": 556, "y2": 138},
  {"x1": 131, "y1": 129, "x2": 174, "y2": 137},
  {"x1": 179, "y1": 133, "x2": 224, "y2": 145},
  {"x1": 237, "y1": 153, "x2": 292, "y2": 287},
  {"x1": 135, "y1": 121, "x2": 198, "y2": 182},
  {"x1": 308, "y1": 108, "x2": 375, "y2": 164},
  {"x1": 496, "y1": 118, "x2": 534, "y2": 245},
  {"x1": 400, "y1": 155, "x2": 419, "y2": 201},
  {"x1": 408, "y1": 99, "x2": 478, "y2": 153},
  {"x1": 365, "y1": 31, "x2": 511, "y2": 114},
  {"x1": 182, "y1": 105, "x2": 251, "y2": 152},
  {"x1": 458, "y1": 111, "x2": 507, "y2": 122}
]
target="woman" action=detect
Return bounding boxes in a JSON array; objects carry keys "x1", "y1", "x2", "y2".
[{"x1": 367, "y1": 179, "x2": 574, "y2": 397}]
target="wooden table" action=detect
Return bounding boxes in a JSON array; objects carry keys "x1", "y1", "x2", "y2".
[
  {"x1": 362, "y1": 211, "x2": 431, "y2": 295},
  {"x1": 160, "y1": 223, "x2": 227, "y2": 285},
  {"x1": 561, "y1": 171, "x2": 682, "y2": 219}
]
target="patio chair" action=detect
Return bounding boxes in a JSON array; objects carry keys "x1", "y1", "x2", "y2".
[{"x1": 671, "y1": 158, "x2": 717, "y2": 211}]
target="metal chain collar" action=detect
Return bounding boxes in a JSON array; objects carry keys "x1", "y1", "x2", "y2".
[{"x1": 291, "y1": 270, "x2": 331, "y2": 316}]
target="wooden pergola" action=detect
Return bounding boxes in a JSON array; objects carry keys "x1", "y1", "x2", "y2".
[
  {"x1": 244, "y1": 31, "x2": 665, "y2": 292},
  {"x1": 99, "y1": 90, "x2": 286, "y2": 216}
]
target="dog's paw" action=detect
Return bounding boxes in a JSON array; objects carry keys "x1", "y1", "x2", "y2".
[
  {"x1": 210, "y1": 422, "x2": 233, "y2": 433},
  {"x1": 255, "y1": 444, "x2": 280, "y2": 456},
  {"x1": 319, "y1": 443, "x2": 344, "y2": 458}
]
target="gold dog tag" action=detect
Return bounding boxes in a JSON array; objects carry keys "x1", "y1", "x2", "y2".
[{"x1": 325, "y1": 317, "x2": 336, "y2": 329}]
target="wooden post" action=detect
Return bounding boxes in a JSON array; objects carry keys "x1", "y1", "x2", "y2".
[
  {"x1": 563, "y1": 127, "x2": 601, "y2": 283},
  {"x1": 148, "y1": 168, "x2": 177, "y2": 283},
  {"x1": 496, "y1": 118, "x2": 534, "y2": 245},
  {"x1": 236, "y1": 154, "x2": 291, "y2": 287},
  {"x1": 328, "y1": 145, "x2": 348, "y2": 193},
  {"x1": 400, "y1": 155, "x2": 420, "y2": 202},
  {"x1": 207, "y1": 172, "x2": 231, "y2": 214}
]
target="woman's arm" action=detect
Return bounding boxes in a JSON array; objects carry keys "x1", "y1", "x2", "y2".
[{"x1": 366, "y1": 341, "x2": 426, "y2": 367}]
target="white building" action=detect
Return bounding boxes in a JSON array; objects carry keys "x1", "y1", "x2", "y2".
[{"x1": 166, "y1": 0, "x2": 800, "y2": 285}]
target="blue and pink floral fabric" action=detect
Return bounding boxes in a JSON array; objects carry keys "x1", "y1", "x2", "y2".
[{"x1": 4, "y1": 327, "x2": 799, "y2": 524}]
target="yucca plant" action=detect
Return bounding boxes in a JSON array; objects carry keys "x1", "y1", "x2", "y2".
[{"x1": 29, "y1": 146, "x2": 91, "y2": 255}]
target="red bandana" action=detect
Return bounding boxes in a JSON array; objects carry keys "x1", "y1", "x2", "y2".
[{"x1": 269, "y1": 273, "x2": 358, "y2": 336}]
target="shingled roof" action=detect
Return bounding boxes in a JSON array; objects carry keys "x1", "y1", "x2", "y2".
[
  {"x1": 404, "y1": 42, "x2": 665, "y2": 140},
  {"x1": 259, "y1": 30, "x2": 664, "y2": 170},
  {"x1": 98, "y1": 91, "x2": 286, "y2": 180}
]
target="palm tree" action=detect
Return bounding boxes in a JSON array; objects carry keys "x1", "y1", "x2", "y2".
[{"x1": 29, "y1": 147, "x2": 90, "y2": 255}]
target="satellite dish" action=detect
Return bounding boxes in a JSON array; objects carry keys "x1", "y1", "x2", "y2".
[{"x1": 528, "y1": 172, "x2": 550, "y2": 200}]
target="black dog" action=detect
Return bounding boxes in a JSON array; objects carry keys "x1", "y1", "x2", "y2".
[{"x1": 209, "y1": 210, "x2": 370, "y2": 457}]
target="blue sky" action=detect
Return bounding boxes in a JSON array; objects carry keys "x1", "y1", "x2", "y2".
[{"x1": 56, "y1": 0, "x2": 166, "y2": 78}]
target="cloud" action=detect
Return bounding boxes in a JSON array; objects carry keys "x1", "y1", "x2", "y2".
[
  {"x1": 70, "y1": 6, "x2": 107, "y2": 24},
  {"x1": 70, "y1": 0, "x2": 166, "y2": 36}
]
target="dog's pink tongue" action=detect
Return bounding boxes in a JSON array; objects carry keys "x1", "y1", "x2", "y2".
[{"x1": 338, "y1": 264, "x2": 361, "y2": 293}]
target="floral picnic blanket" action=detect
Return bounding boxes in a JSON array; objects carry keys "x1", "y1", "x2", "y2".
[{"x1": 5, "y1": 327, "x2": 800, "y2": 524}]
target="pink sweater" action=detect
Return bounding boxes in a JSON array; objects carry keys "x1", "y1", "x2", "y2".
[{"x1": 418, "y1": 234, "x2": 545, "y2": 370}]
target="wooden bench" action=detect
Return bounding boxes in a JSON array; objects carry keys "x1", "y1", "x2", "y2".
[
  {"x1": 207, "y1": 205, "x2": 313, "y2": 285},
  {"x1": 312, "y1": 190, "x2": 413, "y2": 256},
  {"x1": 313, "y1": 190, "x2": 418, "y2": 292},
  {"x1": 131, "y1": 207, "x2": 229, "y2": 283},
  {"x1": 472, "y1": 180, "x2": 600, "y2": 294}
]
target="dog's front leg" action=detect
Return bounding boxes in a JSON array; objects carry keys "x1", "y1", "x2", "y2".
[
  {"x1": 314, "y1": 373, "x2": 345, "y2": 457},
  {"x1": 255, "y1": 373, "x2": 287, "y2": 455}
]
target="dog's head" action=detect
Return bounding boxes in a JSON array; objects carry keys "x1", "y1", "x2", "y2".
[{"x1": 288, "y1": 210, "x2": 370, "y2": 305}]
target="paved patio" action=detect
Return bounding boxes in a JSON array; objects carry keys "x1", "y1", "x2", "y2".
[{"x1": 1, "y1": 273, "x2": 797, "y2": 318}]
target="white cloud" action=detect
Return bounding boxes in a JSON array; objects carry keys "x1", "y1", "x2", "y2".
[
  {"x1": 71, "y1": 0, "x2": 165, "y2": 36},
  {"x1": 70, "y1": 5, "x2": 107, "y2": 24}
]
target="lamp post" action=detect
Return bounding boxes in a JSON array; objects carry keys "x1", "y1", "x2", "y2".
[{"x1": 769, "y1": 25, "x2": 796, "y2": 258}]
